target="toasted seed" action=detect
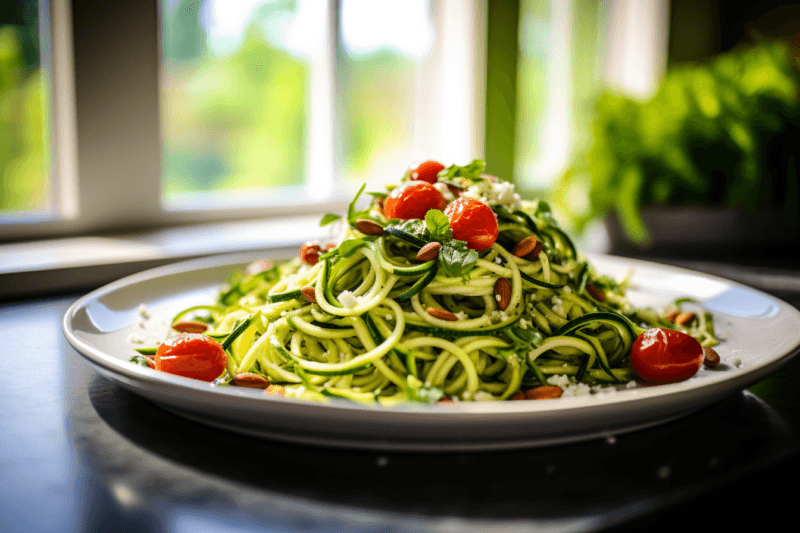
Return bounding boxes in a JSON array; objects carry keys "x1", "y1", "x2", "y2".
[
  {"x1": 664, "y1": 309, "x2": 679, "y2": 323},
  {"x1": 524, "y1": 385, "x2": 564, "y2": 400},
  {"x1": 264, "y1": 384, "x2": 286, "y2": 397},
  {"x1": 586, "y1": 284, "x2": 606, "y2": 302},
  {"x1": 513, "y1": 236, "x2": 539, "y2": 257},
  {"x1": 703, "y1": 346, "x2": 721, "y2": 367},
  {"x1": 525, "y1": 241, "x2": 544, "y2": 260},
  {"x1": 172, "y1": 320, "x2": 208, "y2": 334},
  {"x1": 300, "y1": 286, "x2": 317, "y2": 303},
  {"x1": 509, "y1": 391, "x2": 527, "y2": 401},
  {"x1": 416, "y1": 242, "x2": 442, "y2": 261},
  {"x1": 494, "y1": 278, "x2": 512, "y2": 311},
  {"x1": 427, "y1": 307, "x2": 458, "y2": 321},
  {"x1": 675, "y1": 312, "x2": 696, "y2": 326},
  {"x1": 233, "y1": 372, "x2": 271, "y2": 388},
  {"x1": 355, "y1": 219, "x2": 385, "y2": 236}
]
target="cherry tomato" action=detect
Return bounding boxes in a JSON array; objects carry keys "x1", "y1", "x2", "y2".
[
  {"x1": 443, "y1": 198, "x2": 499, "y2": 251},
  {"x1": 155, "y1": 333, "x2": 228, "y2": 382},
  {"x1": 630, "y1": 328, "x2": 704, "y2": 384},
  {"x1": 383, "y1": 181, "x2": 447, "y2": 220},
  {"x1": 409, "y1": 160, "x2": 445, "y2": 184},
  {"x1": 300, "y1": 243, "x2": 322, "y2": 266}
]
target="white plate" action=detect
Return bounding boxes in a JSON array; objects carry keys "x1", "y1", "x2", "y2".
[{"x1": 63, "y1": 252, "x2": 800, "y2": 451}]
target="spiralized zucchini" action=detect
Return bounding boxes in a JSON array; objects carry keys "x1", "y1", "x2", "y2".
[{"x1": 164, "y1": 161, "x2": 718, "y2": 404}]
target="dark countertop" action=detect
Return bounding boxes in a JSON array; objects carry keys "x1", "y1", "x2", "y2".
[{"x1": 2, "y1": 255, "x2": 799, "y2": 532}]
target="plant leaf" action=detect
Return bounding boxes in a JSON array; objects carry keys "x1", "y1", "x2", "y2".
[
  {"x1": 424, "y1": 209, "x2": 452, "y2": 240},
  {"x1": 320, "y1": 213, "x2": 341, "y2": 226},
  {"x1": 438, "y1": 240, "x2": 478, "y2": 278},
  {"x1": 439, "y1": 159, "x2": 486, "y2": 180}
]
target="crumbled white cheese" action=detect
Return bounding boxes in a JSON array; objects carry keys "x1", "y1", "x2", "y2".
[
  {"x1": 731, "y1": 357, "x2": 743, "y2": 368},
  {"x1": 495, "y1": 294, "x2": 502, "y2": 302},
  {"x1": 490, "y1": 310, "x2": 509, "y2": 323},
  {"x1": 563, "y1": 286, "x2": 572, "y2": 293},
  {"x1": 455, "y1": 311, "x2": 468, "y2": 320},
  {"x1": 460, "y1": 179, "x2": 522, "y2": 210},
  {"x1": 494, "y1": 256, "x2": 504, "y2": 265},
  {"x1": 547, "y1": 374, "x2": 571, "y2": 388},
  {"x1": 338, "y1": 290, "x2": 360, "y2": 309}
]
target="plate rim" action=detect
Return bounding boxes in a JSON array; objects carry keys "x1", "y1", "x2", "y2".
[{"x1": 62, "y1": 251, "x2": 800, "y2": 447}]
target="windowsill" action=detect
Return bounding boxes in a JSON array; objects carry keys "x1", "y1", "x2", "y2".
[{"x1": 0, "y1": 216, "x2": 330, "y2": 300}]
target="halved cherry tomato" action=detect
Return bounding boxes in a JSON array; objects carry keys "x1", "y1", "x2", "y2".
[
  {"x1": 383, "y1": 181, "x2": 447, "y2": 220},
  {"x1": 443, "y1": 197, "x2": 499, "y2": 251},
  {"x1": 155, "y1": 333, "x2": 228, "y2": 382},
  {"x1": 409, "y1": 160, "x2": 445, "y2": 184},
  {"x1": 630, "y1": 328, "x2": 704, "y2": 384}
]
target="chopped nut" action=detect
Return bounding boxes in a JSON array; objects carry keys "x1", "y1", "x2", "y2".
[
  {"x1": 513, "y1": 236, "x2": 539, "y2": 258},
  {"x1": 233, "y1": 373, "x2": 271, "y2": 388},
  {"x1": 355, "y1": 219, "x2": 385, "y2": 236},
  {"x1": 300, "y1": 286, "x2": 317, "y2": 303},
  {"x1": 171, "y1": 320, "x2": 208, "y2": 334},
  {"x1": 674, "y1": 312, "x2": 696, "y2": 326},
  {"x1": 494, "y1": 278, "x2": 512, "y2": 311},
  {"x1": 525, "y1": 241, "x2": 544, "y2": 260},
  {"x1": 427, "y1": 307, "x2": 458, "y2": 321},
  {"x1": 509, "y1": 391, "x2": 527, "y2": 401},
  {"x1": 703, "y1": 346, "x2": 720, "y2": 367},
  {"x1": 416, "y1": 242, "x2": 442, "y2": 261},
  {"x1": 524, "y1": 385, "x2": 564, "y2": 400},
  {"x1": 664, "y1": 309, "x2": 679, "y2": 323}
]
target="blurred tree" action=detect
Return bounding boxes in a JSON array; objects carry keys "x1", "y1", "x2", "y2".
[{"x1": 162, "y1": 0, "x2": 207, "y2": 63}]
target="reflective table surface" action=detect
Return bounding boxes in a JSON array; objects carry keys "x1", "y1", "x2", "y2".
[{"x1": 2, "y1": 256, "x2": 799, "y2": 532}]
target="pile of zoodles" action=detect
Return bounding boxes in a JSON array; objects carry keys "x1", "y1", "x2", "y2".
[{"x1": 150, "y1": 160, "x2": 719, "y2": 404}]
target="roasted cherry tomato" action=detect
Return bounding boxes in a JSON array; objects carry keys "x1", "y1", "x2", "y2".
[
  {"x1": 300, "y1": 242, "x2": 322, "y2": 266},
  {"x1": 443, "y1": 198, "x2": 499, "y2": 251},
  {"x1": 155, "y1": 333, "x2": 228, "y2": 382},
  {"x1": 383, "y1": 181, "x2": 447, "y2": 220},
  {"x1": 409, "y1": 160, "x2": 445, "y2": 184},
  {"x1": 630, "y1": 328, "x2": 704, "y2": 384}
]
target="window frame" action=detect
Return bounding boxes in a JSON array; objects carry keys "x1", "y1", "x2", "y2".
[{"x1": 1, "y1": 0, "x2": 488, "y2": 242}]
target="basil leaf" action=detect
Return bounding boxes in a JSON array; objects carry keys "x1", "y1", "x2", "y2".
[
  {"x1": 405, "y1": 382, "x2": 445, "y2": 403},
  {"x1": 320, "y1": 213, "x2": 341, "y2": 226},
  {"x1": 367, "y1": 191, "x2": 387, "y2": 199},
  {"x1": 439, "y1": 159, "x2": 486, "y2": 180},
  {"x1": 425, "y1": 209, "x2": 452, "y2": 240},
  {"x1": 395, "y1": 219, "x2": 431, "y2": 240},
  {"x1": 438, "y1": 240, "x2": 478, "y2": 278},
  {"x1": 338, "y1": 238, "x2": 370, "y2": 258}
]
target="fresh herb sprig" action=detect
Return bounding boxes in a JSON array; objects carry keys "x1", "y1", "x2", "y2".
[{"x1": 389, "y1": 209, "x2": 479, "y2": 279}]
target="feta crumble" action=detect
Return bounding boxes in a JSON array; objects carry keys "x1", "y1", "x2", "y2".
[{"x1": 338, "y1": 290, "x2": 360, "y2": 309}]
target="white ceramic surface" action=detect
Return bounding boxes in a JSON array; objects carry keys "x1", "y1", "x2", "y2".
[{"x1": 63, "y1": 252, "x2": 800, "y2": 451}]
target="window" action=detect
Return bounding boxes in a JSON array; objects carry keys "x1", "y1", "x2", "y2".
[{"x1": 1, "y1": 0, "x2": 485, "y2": 242}]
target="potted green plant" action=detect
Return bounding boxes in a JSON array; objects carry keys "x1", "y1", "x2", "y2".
[{"x1": 557, "y1": 40, "x2": 800, "y2": 255}]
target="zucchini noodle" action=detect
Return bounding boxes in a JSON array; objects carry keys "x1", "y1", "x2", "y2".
[{"x1": 156, "y1": 160, "x2": 719, "y2": 404}]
